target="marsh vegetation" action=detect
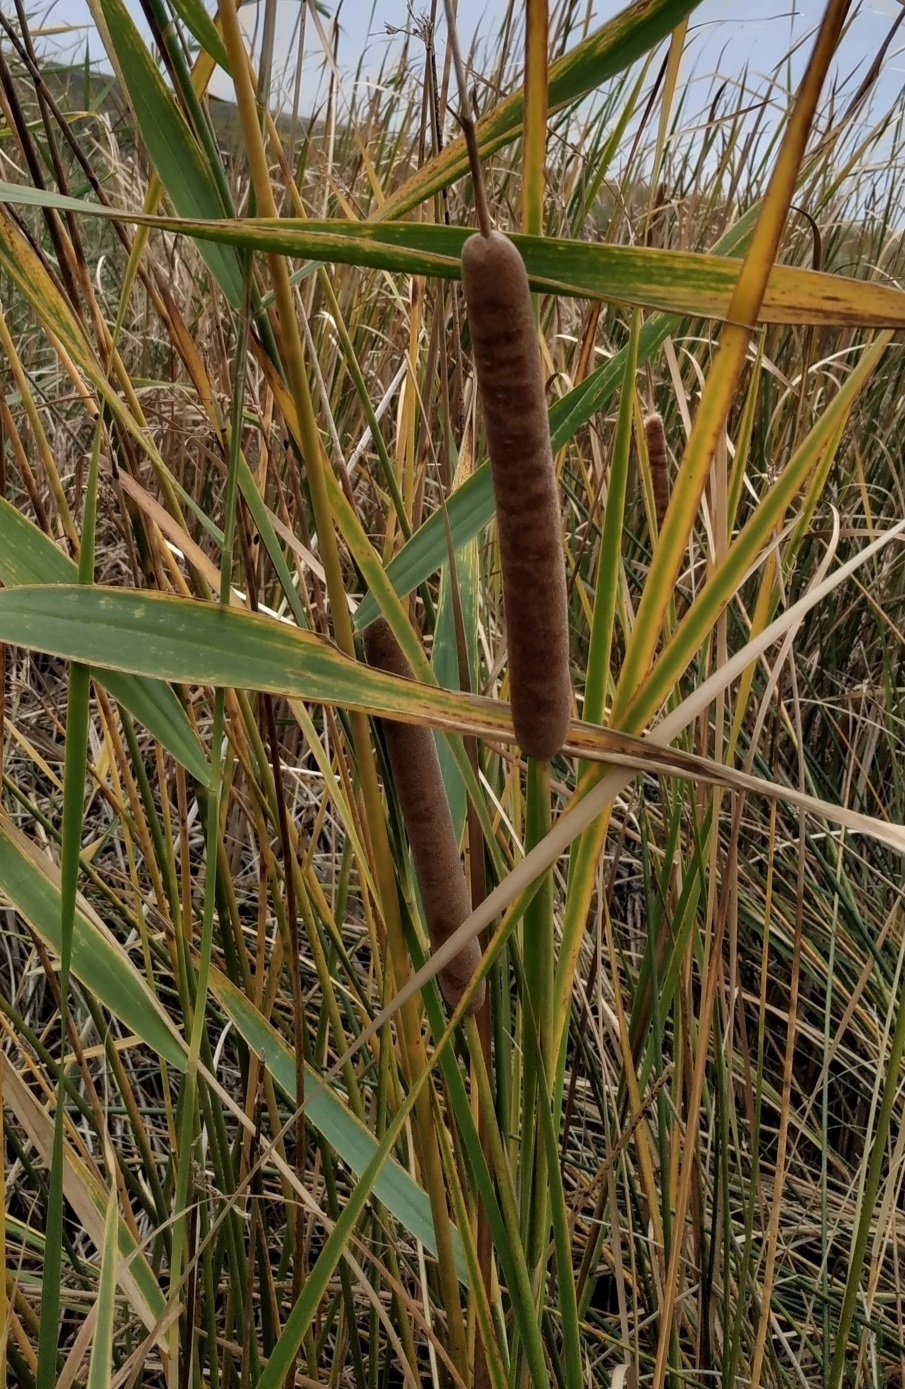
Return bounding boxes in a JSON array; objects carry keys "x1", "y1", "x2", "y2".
[{"x1": 2, "y1": 2, "x2": 905, "y2": 1386}]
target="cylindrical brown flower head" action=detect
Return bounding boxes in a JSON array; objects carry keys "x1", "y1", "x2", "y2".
[
  {"x1": 644, "y1": 411, "x2": 670, "y2": 533},
  {"x1": 364, "y1": 617, "x2": 485, "y2": 1013},
  {"x1": 461, "y1": 230, "x2": 572, "y2": 761}
]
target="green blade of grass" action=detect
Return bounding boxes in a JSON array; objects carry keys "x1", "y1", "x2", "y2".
[
  {"x1": 431, "y1": 526, "x2": 479, "y2": 840},
  {"x1": 90, "y1": 0, "x2": 243, "y2": 304},
  {"x1": 86, "y1": 1137, "x2": 119, "y2": 1389},
  {"x1": 0, "y1": 584, "x2": 524, "y2": 739},
  {"x1": 209, "y1": 969, "x2": 469, "y2": 1285},
  {"x1": 583, "y1": 310, "x2": 640, "y2": 730},
  {"x1": 165, "y1": 0, "x2": 230, "y2": 73},
  {"x1": 3, "y1": 186, "x2": 903, "y2": 326},
  {"x1": 0, "y1": 812, "x2": 186, "y2": 1069},
  {"x1": 0, "y1": 494, "x2": 211, "y2": 784},
  {"x1": 0, "y1": 581, "x2": 903, "y2": 855},
  {"x1": 99, "y1": 674, "x2": 210, "y2": 785},
  {"x1": 354, "y1": 465, "x2": 495, "y2": 631},
  {"x1": 1, "y1": 1053, "x2": 168, "y2": 1340},
  {"x1": 377, "y1": 0, "x2": 706, "y2": 218}
]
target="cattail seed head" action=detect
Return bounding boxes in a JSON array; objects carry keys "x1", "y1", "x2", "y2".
[
  {"x1": 644, "y1": 411, "x2": 670, "y2": 533},
  {"x1": 363, "y1": 618, "x2": 485, "y2": 1014},
  {"x1": 460, "y1": 230, "x2": 572, "y2": 761}
]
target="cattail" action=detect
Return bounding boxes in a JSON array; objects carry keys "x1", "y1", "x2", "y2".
[
  {"x1": 460, "y1": 230, "x2": 572, "y2": 761},
  {"x1": 644, "y1": 411, "x2": 670, "y2": 533},
  {"x1": 363, "y1": 618, "x2": 485, "y2": 1014}
]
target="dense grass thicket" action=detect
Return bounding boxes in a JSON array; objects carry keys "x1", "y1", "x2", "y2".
[{"x1": 3, "y1": 0, "x2": 905, "y2": 1385}]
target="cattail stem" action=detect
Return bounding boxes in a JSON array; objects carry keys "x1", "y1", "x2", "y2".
[
  {"x1": 443, "y1": 0, "x2": 492, "y2": 236},
  {"x1": 520, "y1": 757, "x2": 555, "y2": 1306}
]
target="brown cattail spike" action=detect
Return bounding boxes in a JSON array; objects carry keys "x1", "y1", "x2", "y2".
[
  {"x1": 363, "y1": 618, "x2": 485, "y2": 1014},
  {"x1": 644, "y1": 411, "x2": 670, "y2": 533},
  {"x1": 460, "y1": 230, "x2": 572, "y2": 761}
]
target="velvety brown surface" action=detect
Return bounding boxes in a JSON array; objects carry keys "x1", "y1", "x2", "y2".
[
  {"x1": 363, "y1": 618, "x2": 485, "y2": 1013},
  {"x1": 644, "y1": 411, "x2": 670, "y2": 531},
  {"x1": 461, "y1": 230, "x2": 572, "y2": 760}
]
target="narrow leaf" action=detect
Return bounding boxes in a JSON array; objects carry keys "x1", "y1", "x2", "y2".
[
  {"x1": 0, "y1": 495, "x2": 210, "y2": 784},
  {"x1": 1, "y1": 187, "x2": 901, "y2": 327},
  {"x1": 86, "y1": 1138, "x2": 119, "y2": 1389},
  {"x1": 210, "y1": 970, "x2": 468, "y2": 1284},
  {"x1": 1, "y1": 1054, "x2": 168, "y2": 1339},
  {"x1": 0, "y1": 812, "x2": 186, "y2": 1069},
  {"x1": 93, "y1": 0, "x2": 243, "y2": 303},
  {"x1": 378, "y1": 0, "x2": 705, "y2": 218}
]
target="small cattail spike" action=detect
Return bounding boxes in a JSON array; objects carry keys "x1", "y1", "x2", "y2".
[
  {"x1": 644, "y1": 410, "x2": 670, "y2": 533},
  {"x1": 364, "y1": 618, "x2": 485, "y2": 1014}
]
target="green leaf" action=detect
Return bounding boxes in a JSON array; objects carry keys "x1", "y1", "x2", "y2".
[
  {"x1": 431, "y1": 527, "x2": 480, "y2": 841},
  {"x1": 1, "y1": 1053, "x2": 168, "y2": 1340},
  {"x1": 209, "y1": 970, "x2": 468, "y2": 1284},
  {"x1": 354, "y1": 465, "x2": 494, "y2": 631},
  {"x1": 86, "y1": 1140, "x2": 119, "y2": 1389},
  {"x1": 0, "y1": 496, "x2": 210, "y2": 785},
  {"x1": 378, "y1": 0, "x2": 706, "y2": 218},
  {"x1": 0, "y1": 812, "x2": 186, "y2": 1070},
  {"x1": 102, "y1": 673, "x2": 210, "y2": 785},
  {"x1": 0, "y1": 585, "x2": 517, "y2": 741},
  {"x1": 93, "y1": 0, "x2": 243, "y2": 304},
  {"x1": 0, "y1": 494, "x2": 87, "y2": 586},
  {"x1": 165, "y1": 0, "x2": 230, "y2": 72},
  {"x1": 3, "y1": 183, "x2": 901, "y2": 326}
]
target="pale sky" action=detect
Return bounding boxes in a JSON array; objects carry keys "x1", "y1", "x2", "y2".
[{"x1": 32, "y1": 0, "x2": 905, "y2": 124}]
